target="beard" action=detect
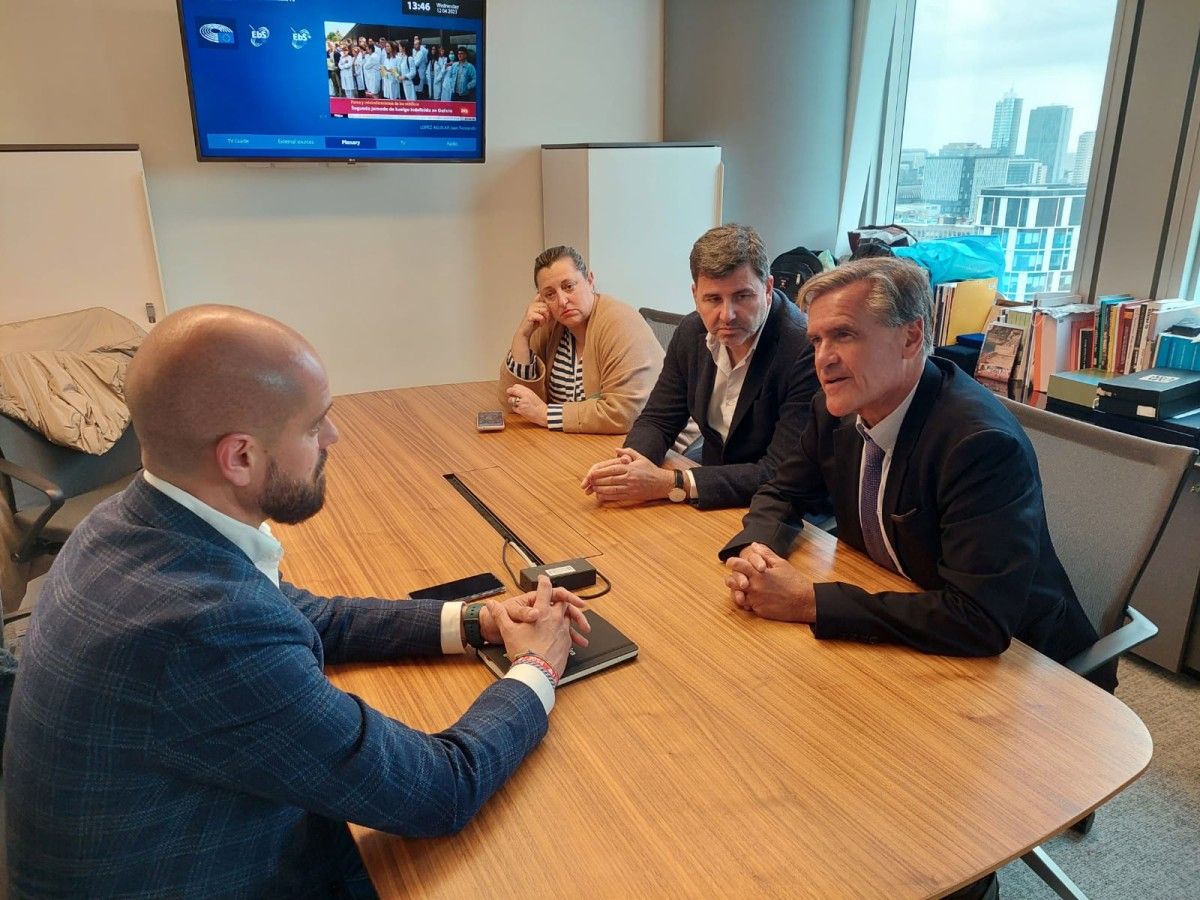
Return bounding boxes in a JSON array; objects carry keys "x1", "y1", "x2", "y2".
[{"x1": 260, "y1": 450, "x2": 328, "y2": 525}]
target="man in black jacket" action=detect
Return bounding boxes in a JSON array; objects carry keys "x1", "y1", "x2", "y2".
[
  {"x1": 581, "y1": 224, "x2": 819, "y2": 509},
  {"x1": 720, "y1": 257, "x2": 1103, "y2": 688}
]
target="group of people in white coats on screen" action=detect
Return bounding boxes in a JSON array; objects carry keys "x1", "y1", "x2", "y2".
[{"x1": 327, "y1": 35, "x2": 476, "y2": 103}]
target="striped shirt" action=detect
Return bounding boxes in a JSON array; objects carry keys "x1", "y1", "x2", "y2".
[{"x1": 506, "y1": 330, "x2": 584, "y2": 430}]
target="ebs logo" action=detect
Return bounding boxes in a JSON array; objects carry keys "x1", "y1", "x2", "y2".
[
  {"x1": 290, "y1": 27, "x2": 311, "y2": 50},
  {"x1": 196, "y1": 18, "x2": 237, "y2": 48},
  {"x1": 249, "y1": 25, "x2": 270, "y2": 48}
]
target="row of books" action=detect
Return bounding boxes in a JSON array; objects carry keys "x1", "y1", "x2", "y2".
[
  {"x1": 1156, "y1": 327, "x2": 1200, "y2": 370},
  {"x1": 974, "y1": 292, "x2": 1200, "y2": 400},
  {"x1": 1090, "y1": 295, "x2": 1200, "y2": 375},
  {"x1": 932, "y1": 278, "x2": 998, "y2": 348},
  {"x1": 977, "y1": 292, "x2": 1093, "y2": 399}
]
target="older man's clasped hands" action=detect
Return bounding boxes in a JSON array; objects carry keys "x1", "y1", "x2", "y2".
[{"x1": 722, "y1": 542, "x2": 818, "y2": 623}]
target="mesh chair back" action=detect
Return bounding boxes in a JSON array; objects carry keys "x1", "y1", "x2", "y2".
[
  {"x1": 0, "y1": 415, "x2": 142, "y2": 513},
  {"x1": 639, "y1": 308, "x2": 686, "y2": 353},
  {"x1": 1000, "y1": 398, "x2": 1196, "y2": 638}
]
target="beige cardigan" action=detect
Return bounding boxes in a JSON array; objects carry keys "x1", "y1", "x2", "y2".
[{"x1": 498, "y1": 294, "x2": 664, "y2": 433}]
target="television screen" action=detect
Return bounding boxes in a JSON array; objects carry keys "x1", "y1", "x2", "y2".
[{"x1": 176, "y1": 1, "x2": 485, "y2": 163}]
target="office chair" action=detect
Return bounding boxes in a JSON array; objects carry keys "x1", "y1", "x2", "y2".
[
  {"x1": 0, "y1": 414, "x2": 142, "y2": 614},
  {"x1": 638, "y1": 307, "x2": 686, "y2": 352},
  {"x1": 1000, "y1": 398, "x2": 1197, "y2": 900}
]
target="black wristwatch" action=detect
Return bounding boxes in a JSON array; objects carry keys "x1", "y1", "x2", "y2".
[
  {"x1": 462, "y1": 601, "x2": 487, "y2": 649},
  {"x1": 668, "y1": 469, "x2": 688, "y2": 503}
]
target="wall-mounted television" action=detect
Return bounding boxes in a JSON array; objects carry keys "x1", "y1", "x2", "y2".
[{"x1": 176, "y1": 1, "x2": 485, "y2": 163}]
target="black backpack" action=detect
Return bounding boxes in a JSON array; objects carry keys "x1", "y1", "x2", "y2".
[{"x1": 771, "y1": 247, "x2": 825, "y2": 303}]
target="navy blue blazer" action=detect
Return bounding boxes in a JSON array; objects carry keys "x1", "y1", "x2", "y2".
[
  {"x1": 624, "y1": 291, "x2": 819, "y2": 508},
  {"x1": 721, "y1": 357, "x2": 1105, "y2": 685},
  {"x1": 5, "y1": 477, "x2": 547, "y2": 898}
]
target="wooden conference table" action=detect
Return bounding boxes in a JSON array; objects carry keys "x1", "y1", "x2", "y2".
[{"x1": 276, "y1": 382, "x2": 1152, "y2": 899}]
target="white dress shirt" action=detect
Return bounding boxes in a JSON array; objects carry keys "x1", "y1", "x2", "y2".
[{"x1": 684, "y1": 324, "x2": 767, "y2": 499}]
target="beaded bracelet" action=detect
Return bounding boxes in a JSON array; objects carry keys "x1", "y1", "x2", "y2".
[{"x1": 512, "y1": 651, "x2": 560, "y2": 688}]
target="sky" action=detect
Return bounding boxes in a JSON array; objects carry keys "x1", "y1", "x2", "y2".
[{"x1": 902, "y1": 0, "x2": 1119, "y2": 155}]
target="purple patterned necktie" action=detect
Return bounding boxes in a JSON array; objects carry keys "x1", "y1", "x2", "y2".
[{"x1": 859, "y1": 433, "x2": 897, "y2": 572}]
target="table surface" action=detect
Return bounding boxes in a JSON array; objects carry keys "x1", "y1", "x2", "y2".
[{"x1": 275, "y1": 382, "x2": 1152, "y2": 899}]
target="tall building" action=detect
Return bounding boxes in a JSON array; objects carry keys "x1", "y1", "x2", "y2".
[
  {"x1": 975, "y1": 184, "x2": 1087, "y2": 300},
  {"x1": 991, "y1": 91, "x2": 1023, "y2": 155},
  {"x1": 922, "y1": 148, "x2": 1013, "y2": 220},
  {"x1": 1025, "y1": 105, "x2": 1074, "y2": 182},
  {"x1": 1072, "y1": 131, "x2": 1096, "y2": 185},
  {"x1": 922, "y1": 155, "x2": 970, "y2": 217},
  {"x1": 896, "y1": 149, "x2": 926, "y2": 203},
  {"x1": 1005, "y1": 158, "x2": 1047, "y2": 185}
]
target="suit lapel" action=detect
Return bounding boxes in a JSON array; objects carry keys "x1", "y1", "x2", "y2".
[
  {"x1": 692, "y1": 331, "x2": 718, "y2": 443},
  {"x1": 880, "y1": 359, "x2": 942, "y2": 547}
]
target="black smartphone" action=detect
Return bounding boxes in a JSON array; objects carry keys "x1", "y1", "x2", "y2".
[{"x1": 407, "y1": 572, "x2": 506, "y2": 603}]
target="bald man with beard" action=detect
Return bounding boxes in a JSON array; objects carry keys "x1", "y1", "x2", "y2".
[{"x1": 4, "y1": 305, "x2": 588, "y2": 899}]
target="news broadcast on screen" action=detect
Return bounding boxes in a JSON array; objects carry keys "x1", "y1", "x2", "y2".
[{"x1": 176, "y1": 0, "x2": 486, "y2": 162}]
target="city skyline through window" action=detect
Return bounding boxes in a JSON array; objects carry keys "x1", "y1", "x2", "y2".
[{"x1": 892, "y1": 0, "x2": 1118, "y2": 302}]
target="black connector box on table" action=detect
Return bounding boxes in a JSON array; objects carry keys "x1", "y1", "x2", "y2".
[{"x1": 518, "y1": 558, "x2": 597, "y2": 592}]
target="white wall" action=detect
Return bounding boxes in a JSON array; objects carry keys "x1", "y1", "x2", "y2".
[
  {"x1": 542, "y1": 145, "x2": 723, "y2": 314},
  {"x1": 663, "y1": 0, "x2": 853, "y2": 259},
  {"x1": 0, "y1": 1, "x2": 663, "y2": 395}
]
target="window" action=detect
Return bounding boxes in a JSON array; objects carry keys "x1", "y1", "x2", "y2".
[
  {"x1": 1013, "y1": 250, "x2": 1043, "y2": 272},
  {"x1": 1035, "y1": 198, "x2": 1063, "y2": 228},
  {"x1": 1016, "y1": 229, "x2": 1045, "y2": 250},
  {"x1": 980, "y1": 196, "x2": 998, "y2": 226},
  {"x1": 1050, "y1": 249, "x2": 1071, "y2": 270},
  {"x1": 888, "y1": 0, "x2": 1119, "y2": 301}
]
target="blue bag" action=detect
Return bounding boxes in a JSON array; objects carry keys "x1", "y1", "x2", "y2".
[{"x1": 894, "y1": 235, "x2": 1005, "y2": 284}]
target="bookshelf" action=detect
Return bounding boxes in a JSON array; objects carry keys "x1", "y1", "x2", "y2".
[{"x1": 946, "y1": 285, "x2": 1200, "y2": 675}]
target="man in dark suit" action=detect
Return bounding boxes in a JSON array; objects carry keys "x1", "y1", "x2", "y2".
[
  {"x1": 722, "y1": 258, "x2": 1102, "y2": 900},
  {"x1": 5, "y1": 306, "x2": 589, "y2": 898},
  {"x1": 720, "y1": 257, "x2": 1102, "y2": 681},
  {"x1": 581, "y1": 224, "x2": 819, "y2": 509}
]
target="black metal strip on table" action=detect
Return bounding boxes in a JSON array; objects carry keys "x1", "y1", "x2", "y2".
[{"x1": 443, "y1": 473, "x2": 544, "y2": 566}]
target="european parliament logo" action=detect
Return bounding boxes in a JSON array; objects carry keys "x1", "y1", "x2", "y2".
[{"x1": 197, "y1": 19, "x2": 237, "y2": 48}]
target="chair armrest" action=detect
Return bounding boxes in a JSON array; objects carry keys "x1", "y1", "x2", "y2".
[
  {"x1": 0, "y1": 458, "x2": 65, "y2": 563},
  {"x1": 0, "y1": 458, "x2": 64, "y2": 503},
  {"x1": 1065, "y1": 606, "x2": 1158, "y2": 676}
]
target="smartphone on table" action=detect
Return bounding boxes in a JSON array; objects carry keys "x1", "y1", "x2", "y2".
[
  {"x1": 477, "y1": 411, "x2": 505, "y2": 432},
  {"x1": 407, "y1": 572, "x2": 506, "y2": 602}
]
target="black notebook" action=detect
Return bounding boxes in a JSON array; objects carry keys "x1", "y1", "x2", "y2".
[{"x1": 477, "y1": 610, "x2": 637, "y2": 685}]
